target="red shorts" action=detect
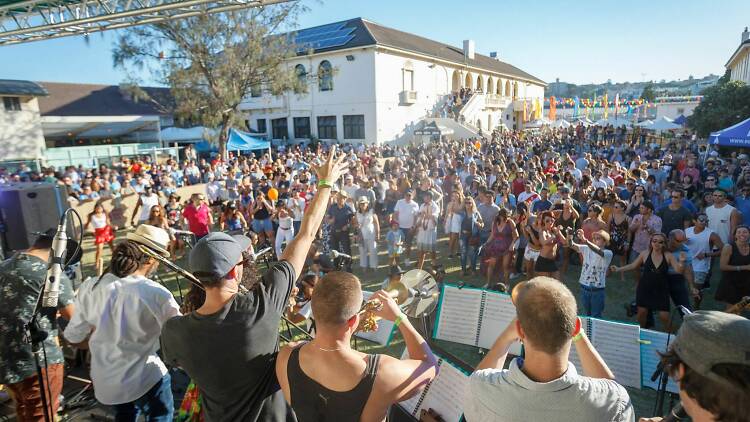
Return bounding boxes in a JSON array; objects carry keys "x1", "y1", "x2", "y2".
[{"x1": 94, "y1": 226, "x2": 114, "y2": 245}]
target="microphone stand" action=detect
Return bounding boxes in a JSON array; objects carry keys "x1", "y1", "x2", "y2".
[{"x1": 26, "y1": 294, "x2": 56, "y2": 422}]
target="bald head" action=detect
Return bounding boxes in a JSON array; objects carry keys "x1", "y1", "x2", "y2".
[
  {"x1": 516, "y1": 277, "x2": 577, "y2": 354},
  {"x1": 311, "y1": 272, "x2": 363, "y2": 326}
]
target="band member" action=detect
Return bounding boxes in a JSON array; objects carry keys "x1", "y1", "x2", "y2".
[
  {"x1": 275, "y1": 275, "x2": 438, "y2": 421},
  {"x1": 64, "y1": 225, "x2": 180, "y2": 421},
  {"x1": 160, "y1": 146, "x2": 349, "y2": 421},
  {"x1": 639, "y1": 311, "x2": 750, "y2": 422},
  {"x1": 465, "y1": 277, "x2": 634, "y2": 421},
  {"x1": 0, "y1": 230, "x2": 76, "y2": 422}
]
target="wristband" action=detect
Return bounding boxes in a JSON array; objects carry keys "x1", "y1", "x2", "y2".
[
  {"x1": 394, "y1": 313, "x2": 405, "y2": 327},
  {"x1": 317, "y1": 179, "x2": 332, "y2": 189},
  {"x1": 572, "y1": 331, "x2": 584, "y2": 343}
]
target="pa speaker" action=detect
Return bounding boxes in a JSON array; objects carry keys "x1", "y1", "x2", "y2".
[{"x1": 0, "y1": 182, "x2": 69, "y2": 254}]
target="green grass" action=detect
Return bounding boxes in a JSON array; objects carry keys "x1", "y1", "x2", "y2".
[{"x1": 79, "y1": 227, "x2": 723, "y2": 419}]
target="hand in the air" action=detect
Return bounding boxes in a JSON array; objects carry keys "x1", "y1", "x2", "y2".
[{"x1": 312, "y1": 145, "x2": 349, "y2": 185}]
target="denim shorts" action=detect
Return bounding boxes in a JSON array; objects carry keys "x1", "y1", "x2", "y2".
[{"x1": 252, "y1": 217, "x2": 273, "y2": 233}]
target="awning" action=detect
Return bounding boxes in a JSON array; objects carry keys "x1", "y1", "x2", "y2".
[
  {"x1": 414, "y1": 121, "x2": 454, "y2": 136},
  {"x1": 41, "y1": 115, "x2": 161, "y2": 141},
  {"x1": 709, "y1": 117, "x2": 750, "y2": 147},
  {"x1": 226, "y1": 128, "x2": 270, "y2": 150},
  {"x1": 160, "y1": 126, "x2": 215, "y2": 143}
]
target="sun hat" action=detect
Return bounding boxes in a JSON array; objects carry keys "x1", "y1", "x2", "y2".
[{"x1": 126, "y1": 224, "x2": 170, "y2": 257}]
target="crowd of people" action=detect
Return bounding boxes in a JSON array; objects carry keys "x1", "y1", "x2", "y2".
[{"x1": 2, "y1": 123, "x2": 750, "y2": 422}]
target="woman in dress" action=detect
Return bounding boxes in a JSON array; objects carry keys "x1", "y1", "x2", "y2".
[
  {"x1": 165, "y1": 193, "x2": 183, "y2": 257},
  {"x1": 355, "y1": 196, "x2": 379, "y2": 272},
  {"x1": 521, "y1": 203, "x2": 542, "y2": 279},
  {"x1": 481, "y1": 208, "x2": 517, "y2": 290},
  {"x1": 444, "y1": 191, "x2": 464, "y2": 258},
  {"x1": 459, "y1": 196, "x2": 484, "y2": 275},
  {"x1": 716, "y1": 225, "x2": 750, "y2": 311},
  {"x1": 611, "y1": 232, "x2": 686, "y2": 331},
  {"x1": 608, "y1": 199, "x2": 631, "y2": 282},
  {"x1": 85, "y1": 200, "x2": 115, "y2": 276}
]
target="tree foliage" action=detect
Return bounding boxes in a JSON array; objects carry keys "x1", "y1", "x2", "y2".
[
  {"x1": 113, "y1": 4, "x2": 306, "y2": 157},
  {"x1": 640, "y1": 82, "x2": 656, "y2": 102},
  {"x1": 687, "y1": 79, "x2": 750, "y2": 138}
]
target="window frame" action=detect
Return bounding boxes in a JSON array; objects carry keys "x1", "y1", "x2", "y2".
[
  {"x1": 317, "y1": 115, "x2": 337, "y2": 139},
  {"x1": 343, "y1": 114, "x2": 365, "y2": 140},
  {"x1": 293, "y1": 117, "x2": 311, "y2": 139},
  {"x1": 318, "y1": 60, "x2": 333, "y2": 92},
  {"x1": 271, "y1": 117, "x2": 288, "y2": 140},
  {"x1": 3, "y1": 96, "x2": 21, "y2": 112}
]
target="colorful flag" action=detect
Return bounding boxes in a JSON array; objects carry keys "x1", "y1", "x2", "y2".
[
  {"x1": 549, "y1": 96, "x2": 557, "y2": 121},
  {"x1": 603, "y1": 94, "x2": 608, "y2": 119},
  {"x1": 614, "y1": 93, "x2": 620, "y2": 118},
  {"x1": 573, "y1": 96, "x2": 579, "y2": 118}
]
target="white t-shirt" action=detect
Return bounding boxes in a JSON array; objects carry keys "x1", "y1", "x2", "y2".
[
  {"x1": 578, "y1": 245, "x2": 614, "y2": 289},
  {"x1": 394, "y1": 199, "x2": 420, "y2": 229},
  {"x1": 686, "y1": 227, "x2": 713, "y2": 273}
]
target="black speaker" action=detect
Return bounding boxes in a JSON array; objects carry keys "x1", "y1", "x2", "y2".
[{"x1": 0, "y1": 182, "x2": 69, "y2": 255}]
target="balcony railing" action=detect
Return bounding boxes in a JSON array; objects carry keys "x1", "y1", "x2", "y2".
[{"x1": 485, "y1": 94, "x2": 511, "y2": 109}]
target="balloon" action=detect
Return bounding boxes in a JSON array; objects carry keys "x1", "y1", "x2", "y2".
[
  {"x1": 474, "y1": 141, "x2": 481, "y2": 150},
  {"x1": 268, "y1": 188, "x2": 279, "y2": 201}
]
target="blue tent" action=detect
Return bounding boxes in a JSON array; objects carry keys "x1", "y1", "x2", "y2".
[
  {"x1": 673, "y1": 115, "x2": 687, "y2": 126},
  {"x1": 226, "y1": 128, "x2": 270, "y2": 151},
  {"x1": 709, "y1": 117, "x2": 750, "y2": 147}
]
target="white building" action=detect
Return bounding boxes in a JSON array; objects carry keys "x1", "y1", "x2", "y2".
[
  {"x1": 0, "y1": 80, "x2": 47, "y2": 164},
  {"x1": 727, "y1": 27, "x2": 750, "y2": 84},
  {"x1": 240, "y1": 18, "x2": 546, "y2": 144},
  {"x1": 653, "y1": 96, "x2": 701, "y2": 120}
]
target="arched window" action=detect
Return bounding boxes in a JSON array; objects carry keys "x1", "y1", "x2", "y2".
[
  {"x1": 318, "y1": 60, "x2": 333, "y2": 92},
  {"x1": 294, "y1": 64, "x2": 307, "y2": 93}
]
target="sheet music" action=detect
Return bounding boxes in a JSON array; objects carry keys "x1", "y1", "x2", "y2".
[
  {"x1": 415, "y1": 359, "x2": 469, "y2": 422},
  {"x1": 590, "y1": 319, "x2": 642, "y2": 388},
  {"x1": 568, "y1": 317, "x2": 590, "y2": 375},
  {"x1": 477, "y1": 291, "x2": 522, "y2": 355},
  {"x1": 354, "y1": 291, "x2": 396, "y2": 345},
  {"x1": 640, "y1": 329, "x2": 679, "y2": 393},
  {"x1": 434, "y1": 286, "x2": 483, "y2": 346}
]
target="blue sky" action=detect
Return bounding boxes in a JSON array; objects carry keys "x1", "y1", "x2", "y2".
[{"x1": 1, "y1": 0, "x2": 748, "y2": 86}]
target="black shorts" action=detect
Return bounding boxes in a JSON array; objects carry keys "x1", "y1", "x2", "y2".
[{"x1": 535, "y1": 255, "x2": 558, "y2": 272}]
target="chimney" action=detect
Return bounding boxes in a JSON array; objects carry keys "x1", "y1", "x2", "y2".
[
  {"x1": 743, "y1": 27, "x2": 749, "y2": 42},
  {"x1": 463, "y1": 40, "x2": 475, "y2": 60}
]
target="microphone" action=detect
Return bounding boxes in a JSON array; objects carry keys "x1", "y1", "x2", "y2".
[
  {"x1": 42, "y1": 214, "x2": 68, "y2": 308},
  {"x1": 662, "y1": 403, "x2": 687, "y2": 422},
  {"x1": 331, "y1": 250, "x2": 352, "y2": 260},
  {"x1": 677, "y1": 305, "x2": 693, "y2": 317}
]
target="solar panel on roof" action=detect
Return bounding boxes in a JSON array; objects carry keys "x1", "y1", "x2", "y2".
[{"x1": 294, "y1": 21, "x2": 354, "y2": 52}]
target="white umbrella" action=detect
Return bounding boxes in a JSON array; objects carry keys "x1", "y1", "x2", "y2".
[
  {"x1": 646, "y1": 116, "x2": 681, "y2": 132},
  {"x1": 551, "y1": 119, "x2": 572, "y2": 128},
  {"x1": 636, "y1": 119, "x2": 654, "y2": 127}
]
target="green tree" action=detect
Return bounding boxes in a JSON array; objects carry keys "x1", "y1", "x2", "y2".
[
  {"x1": 114, "y1": 4, "x2": 306, "y2": 158},
  {"x1": 687, "y1": 79, "x2": 750, "y2": 138},
  {"x1": 641, "y1": 82, "x2": 656, "y2": 102}
]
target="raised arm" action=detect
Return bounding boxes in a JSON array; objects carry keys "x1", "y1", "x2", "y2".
[
  {"x1": 476, "y1": 318, "x2": 518, "y2": 370},
  {"x1": 280, "y1": 147, "x2": 348, "y2": 277},
  {"x1": 611, "y1": 250, "x2": 646, "y2": 273}
]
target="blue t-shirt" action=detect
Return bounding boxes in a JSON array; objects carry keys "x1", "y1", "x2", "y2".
[
  {"x1": 532, "y1": 199, "x2": 552, "y2": 212},
  {"x1": 668, "y1": 244, "x2": 692, "y2": 275}
]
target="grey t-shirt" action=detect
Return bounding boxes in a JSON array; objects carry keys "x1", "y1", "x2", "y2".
[
  {"x1": 161, "y1": 261, "x2": 297, "y2": 422},
  {"x1": 465, "y1": 358, "x2": 634, "y2": 422},
  {"x1": 477, "y1": 202, "x2": 500, "y2": 234}
]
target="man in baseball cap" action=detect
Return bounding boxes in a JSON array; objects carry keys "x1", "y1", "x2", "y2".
[
  {"x1": 640, "y1": 311, "x2": 750, "y2": 422},
  {"x1": 161, "y1": 145, "x2": 349, "y2": 422}
]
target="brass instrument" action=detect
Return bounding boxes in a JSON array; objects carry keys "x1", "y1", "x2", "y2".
[
  {"x1": 137, "y1": 245, "x2": 314, "y2": 340},
  {"x1": 726, "y1": 296, "x2": 750, "y2": 315},
  {"x1": 358, "y1": 269, "x2": 440, "y2": 332}
]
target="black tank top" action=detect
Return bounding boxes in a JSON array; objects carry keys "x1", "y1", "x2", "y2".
[{"x1": 288, "y1": 345, "x2": 380, "y2": 422}]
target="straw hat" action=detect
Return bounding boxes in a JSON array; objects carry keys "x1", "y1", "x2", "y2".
[{"x1": 127, "y1": 225, "x2": 170, "y2": 257}]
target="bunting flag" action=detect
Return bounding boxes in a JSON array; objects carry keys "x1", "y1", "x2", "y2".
[
  {"x1": 603, "y1": 94, "x2": 608, "y2": 119},
  {"x1": 549, "y1": 96, "x2": 557, "y2": 121},
  {"x1": 573, "y1": 96, "x2": 580, "y2": 118},
  {"x1": 523, "y1": 99, "x2": 528, "y2": 122},
  {"x1": 614, "y1": 93, "x2": 620, "y2": 118}
]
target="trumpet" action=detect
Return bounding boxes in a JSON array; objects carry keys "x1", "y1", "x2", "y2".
[{"x1": 357, "y1": 269, "x2": 441, "y2": 332}]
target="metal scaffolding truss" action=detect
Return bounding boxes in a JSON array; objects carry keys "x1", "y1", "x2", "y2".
[{"x1": 0, "y1": 0, "x2": 290, "y2": 45}]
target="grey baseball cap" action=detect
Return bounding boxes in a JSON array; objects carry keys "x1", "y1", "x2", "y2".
[
  {"x1": 672, "y1": 311, "x2": 750, "y2": 388},
  {"x1": 189, "y1": 232, "x2": 252, "y2": 280}
]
